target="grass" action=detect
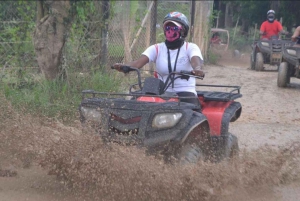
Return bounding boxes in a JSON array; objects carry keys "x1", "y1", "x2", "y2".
[{"x1": 1, "y1": 70, "x2": 123, "y2": 124}]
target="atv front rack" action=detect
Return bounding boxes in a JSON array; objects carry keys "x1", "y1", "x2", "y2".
[{"x1": 196, "y1": 84, "x2": 242, "y2": 101}]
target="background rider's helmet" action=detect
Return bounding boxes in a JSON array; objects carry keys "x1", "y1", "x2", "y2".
[
  {"x1": 267, "y1": 10, "x2": 275, "y2": 23},
  {"x1": 163, "y1": 11, "x2": 190, "y2": 38}
]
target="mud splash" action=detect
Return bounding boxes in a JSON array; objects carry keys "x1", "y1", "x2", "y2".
[
  {"x1": 1, "y1": 94, "x2": 300, "y2": 201},
  {"x1": 40, "y1": 133, "x2": 300, "y2": 201}
]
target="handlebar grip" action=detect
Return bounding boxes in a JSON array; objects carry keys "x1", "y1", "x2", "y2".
[
  {"x1": 180, "y1": 70, "x2": 193, "y2": 75},
  {"x1": 112, "y1": 65, "x2": 139, "y2": 74}
]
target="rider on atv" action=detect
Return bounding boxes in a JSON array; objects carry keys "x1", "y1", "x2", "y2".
[
  {"x1": 259, "y1": 10, "x2": 288, "y2": 40},
  {"x1": 113, "y1": 11, "x2": 205, "y2": 107},
  {"x1": 291, "y1": 26, "x2": 300, "y2": 46}
]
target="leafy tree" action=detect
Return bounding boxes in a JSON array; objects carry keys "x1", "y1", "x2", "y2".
[{"x1": 278, "y1": 1, "x2": 300, "y2": 30}]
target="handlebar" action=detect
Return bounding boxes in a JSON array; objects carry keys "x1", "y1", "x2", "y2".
[
  {"x1": 111, "y1": 65, "x2": 137, "y2": 74},
  {"x1": 111, "y1": 65, "x2": 204, "y2": 93},
  {"x1": 179, "y1": 70, "x2": 205, "y2": 80}
]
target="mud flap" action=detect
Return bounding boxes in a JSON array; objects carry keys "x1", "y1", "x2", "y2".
[
  {"x1": 210, "y1": 133, "x2": 239, "y2": 162},
  {"x1": 220, "y1": 102, "x2": 242, "y2": 135}
]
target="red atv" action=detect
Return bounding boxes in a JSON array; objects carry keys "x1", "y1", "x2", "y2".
[{"x1": 79, "y1": 66, "x2": 242, "y2": 163}]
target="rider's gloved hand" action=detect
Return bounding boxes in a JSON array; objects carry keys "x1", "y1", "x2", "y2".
[
  {"x1": 192, "y1": 69, "x2": 205, "y2": 77},
  {"x1": 112, "y1": 63, "x2": 124, "y2": 72}
]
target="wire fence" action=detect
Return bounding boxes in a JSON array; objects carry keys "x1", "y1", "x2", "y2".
[{"x1": 0, "y1": 0, "x2": 212, "y2": 75}]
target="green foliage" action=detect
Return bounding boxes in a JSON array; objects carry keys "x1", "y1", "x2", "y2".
[
  {"x1": 0, "y1": 1, "x2": 36, "y2": 68},
  {"x1": 225, "y1": 1, "x2": 271, "y2": 27},
  {"x1": 210, "y1": 9, "x2": 220, "y2": 28},
  {"x1": 279, "y1": 1, "x2": 300, "y2": 29},
  {"x1": 229, "y1": 27, "x2": 253, "y2": 52},
  {"x1": 1, "y1": 70, "x2": 123, "y2": 123},
  {"x1": 206, "y1": 49, "x2": 219, "y2": 65}
]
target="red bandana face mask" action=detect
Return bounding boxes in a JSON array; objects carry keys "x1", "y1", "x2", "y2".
[{"x1": 164, "y1": 25, "x2": 182, "y2": 42}]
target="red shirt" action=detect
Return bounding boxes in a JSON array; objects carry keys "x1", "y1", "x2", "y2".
[{"x1": 260, "y1": 20, "x2": 283, "y2": 39}]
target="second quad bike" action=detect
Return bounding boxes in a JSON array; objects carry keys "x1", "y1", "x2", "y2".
[
  {"x1": 79, "y1": 66, "x2": 242, "y2": 164},
  {"x1": 277, "y1": 38, "x2": 300, "y2": 87},
  {"x1": 250, "y1": 36, "x2": 292, "y2": 71}
]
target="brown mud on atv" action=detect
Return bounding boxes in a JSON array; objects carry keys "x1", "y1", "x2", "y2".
[
  {"x1": 79, "y1": 66, "x2": 242, "y2": 164},
  {"x1": 277, "y1": 37, "x2": 300, "y2": 87},
  {"x1": 250, "y1": 36, "x2": 293, "y2": 71}
]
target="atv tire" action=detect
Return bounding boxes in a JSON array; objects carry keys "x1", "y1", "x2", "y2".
[
  {"x1": 224, "y1": 133, "x2": 239, "y2": 159},
  {"x1": 277, "y1": 62, "x2": 289, "y2": 87},
  {"x1": 255, "y1": 52, "x2": 264, "y2": 71},
  {"x1": 178, "y1": 142, "x2": 204, "y2": 165},
  {"x1": 250, "y1": 52, "x2": 255, "y2": 70}
]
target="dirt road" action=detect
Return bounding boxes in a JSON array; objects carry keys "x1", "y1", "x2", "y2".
[{"x1": 1, "y1": 52, "x2": 300, "y2": 201}]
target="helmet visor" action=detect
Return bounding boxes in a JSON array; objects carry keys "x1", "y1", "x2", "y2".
[{"x1": 163, "y1": 20, "x2": 182, "y2": 28}]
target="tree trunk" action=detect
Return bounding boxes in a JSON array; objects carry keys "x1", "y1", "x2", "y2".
[
  {"x1": 33, "y1": 1, "x2": 73, "y2": 80},
  {"x1": 218, "y1": 1, "x2": 225, "y2": 28},
  {"x1": 225, "y1": 2, "x2": 233, "y2": 28},
  {"x1": 36, "y1": 0, "x2": 44, "y2": 24}
]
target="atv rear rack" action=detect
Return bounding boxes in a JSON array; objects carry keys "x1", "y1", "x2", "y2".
[
  {"x1": 82, "y1": 84, "x2": 242, "y2": 103},
  {"x1": 196, "y1": 84, "x2": 242, "y2": 101},
  {"x1": 81, "y1": 90, "x2": 199, "y2": 104}
]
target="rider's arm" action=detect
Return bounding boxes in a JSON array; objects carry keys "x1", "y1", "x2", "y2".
[
  {"x1": 259, "y1": 22, "x2": 266, "y2": 36},
  {"x1": 291, "y1": 26, "x2": 300, "y2": 42},
  {"x1": 259, "y1": 30, "x2": 264, "y2": 35},
  {"x1": 190, "y1": 56, "x2": 205, "y2": 77},
  {"x1": 277, "y1": 21, "x2": 289, "y2": 35},
  {"x1": 190, "y1": 56, "x2": 203, "y2": 70},
  {"x1": 188, "y1": 43, "x2": 205, "y2": 77},
  {"x1": 279, "y1": 30, "x2": 288, "y2": 35},
  {"x1": 112, "y1": 55, "x2": 149, "y2": 71},
  {"x1": 126, "y1": 55, "x2": 149, "y2": 68},
  {"x1": 113, "y1": 45, "x2": 155, "y2": 71}
]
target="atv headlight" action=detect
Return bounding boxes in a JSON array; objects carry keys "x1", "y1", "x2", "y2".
[
  {"x1": 287, "y1": 49, "x2": 297, "y2": 56},
  {"x1": 152, "y1": 113, "x2": 182, "y2": 129},
  {"x1": 261, "y1": 42, "x2": 269, "y2": 47},
  {"x1": 80, "y1": 106, "x2": 102, "y2": 122}
]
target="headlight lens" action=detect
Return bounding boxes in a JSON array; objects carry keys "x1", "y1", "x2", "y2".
[
  {"x1": 152, "y1": 113, "x2": 182, "y2": 128},
  {"x1": 261, "y1": 42, "x2": 269, "y2": 47},
  {"x1": 287, "y1": 49, "x2": 297, "y2": 56},
  {"x1": 81, "y1": 106, "x2": 102, "y2": 122}
]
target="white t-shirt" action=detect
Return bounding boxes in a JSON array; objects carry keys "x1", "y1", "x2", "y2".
[{"x1": 142, "y1": 42, "x2": 203, "y2": 95}]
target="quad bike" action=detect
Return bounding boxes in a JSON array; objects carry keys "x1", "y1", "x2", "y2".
[
  {"x1": 79, "y1": 66, "x2": 242, "y2": 164},
  {"x1": 250, "y1": 36, "x2": 292, "y2": 71},
  {"x1": 277, "y1": 37, "x2": 300, "y2": 87}
]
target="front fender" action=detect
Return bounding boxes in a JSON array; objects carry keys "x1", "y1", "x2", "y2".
[{"x1": 176, "y1": 112, "x2": 210, "y2": 144}]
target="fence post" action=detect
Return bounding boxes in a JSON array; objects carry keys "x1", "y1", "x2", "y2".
[
  {"x1": 253, "y1": 23, "x2": 257, "y2": 42},
  {"x1": 149, "y1": 0, "x2": 157, "y2": 73},
  {"x1": 100, "y1": 0, "x2": 110, "y2": 70},
  {"x1": 189, "y1": 0, "x2": 195, "y2": 42},
  {"x1": 130, "y1": 1, "x2": 154, "y2": 51}
]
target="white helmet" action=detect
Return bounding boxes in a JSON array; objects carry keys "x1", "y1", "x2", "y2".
[{"x1": 267, "y1": 10, "x2": 275, "y2": 15}]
